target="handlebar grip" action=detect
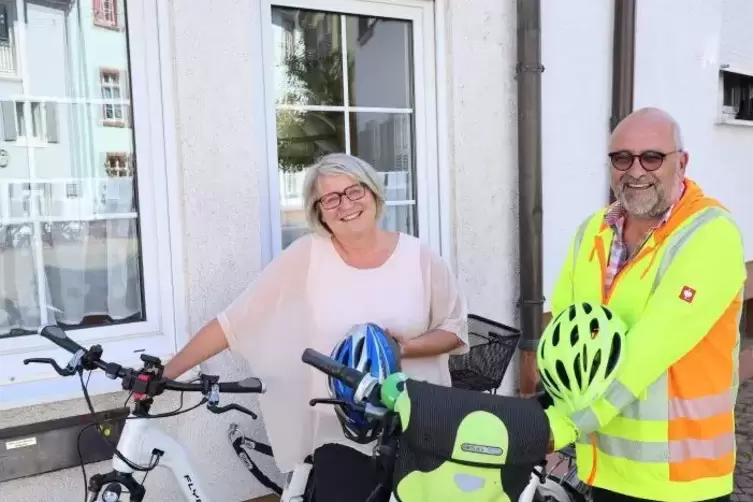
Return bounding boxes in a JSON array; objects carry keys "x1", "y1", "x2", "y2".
[
  {"x1": 219, "y1": 377, "x2": 265, "y2": 393},
  {"x1": 164, "y1": 377, "x2": 266, "y2": 394},
  {"x1": 40, "y1": 325, "x2": 86, "y2": 355},
  {"x1": 301, "y1": 348, "x2": 364, "y2": 390}
]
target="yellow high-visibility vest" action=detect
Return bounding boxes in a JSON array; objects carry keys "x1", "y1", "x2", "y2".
[{"x1": 548, "y1": 178, "x2": 747, "y2": 501}]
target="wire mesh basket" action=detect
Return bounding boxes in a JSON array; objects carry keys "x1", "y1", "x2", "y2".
[{"x1": 449, "y1": 314, "x2": 521, "y2": 393}]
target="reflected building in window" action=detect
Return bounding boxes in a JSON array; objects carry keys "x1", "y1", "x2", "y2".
[
  {"x1": 0, "y1": 0, "x2": 134, "y2": 220},
  {"x1": 0, "y1": 0, "x2": 143, "y2": 338}
]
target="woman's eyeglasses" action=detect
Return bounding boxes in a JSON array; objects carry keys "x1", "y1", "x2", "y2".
[
  {"x1": 317, "y1": 183, "x2": 367, "y2": 210},
  {"x1": 608, "y1": 150, "x2": 680, "y2": 172}
]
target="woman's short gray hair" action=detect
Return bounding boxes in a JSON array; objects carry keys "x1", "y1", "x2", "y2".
[{"x1": 302, "y1": 153, "x2": 386, "y2": 236}]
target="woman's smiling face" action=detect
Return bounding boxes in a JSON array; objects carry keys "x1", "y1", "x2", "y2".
[{"x1": 316, "y1": 173, "x2": 378, "y2": 237}]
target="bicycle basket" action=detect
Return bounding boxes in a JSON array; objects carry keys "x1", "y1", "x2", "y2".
[{"x1": 449, "y1": 314, "x2": 521, "y2": 393}]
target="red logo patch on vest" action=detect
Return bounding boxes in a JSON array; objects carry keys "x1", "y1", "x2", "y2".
[{"x1": 679, "y1": 286, "x2": 696, "y2": 303}]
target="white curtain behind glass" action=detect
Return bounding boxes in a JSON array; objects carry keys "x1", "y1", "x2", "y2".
[{"x1": 1, "y1": 181, "x2": 143, "y2": 336}]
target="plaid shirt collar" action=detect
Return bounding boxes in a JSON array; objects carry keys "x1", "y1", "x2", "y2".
[{"x1": 602, "y1": 182, "x2": 686, "y2": 292}]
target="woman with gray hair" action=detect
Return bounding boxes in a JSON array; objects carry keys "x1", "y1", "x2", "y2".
[{"x1": 163, "y1": 152, "x2": 468, "y2": 500}]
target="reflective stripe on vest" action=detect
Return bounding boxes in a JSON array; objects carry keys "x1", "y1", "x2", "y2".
[
  {"x1": 571, "y1": 218, "x2": 592, "y2": 299},
  {"x1": 570, "y1": 206, "x2": 739, "y2": 479}
]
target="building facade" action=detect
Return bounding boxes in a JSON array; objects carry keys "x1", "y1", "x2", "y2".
[{"x1": 1, "y1": 0, "x2": 752, "y2": 500}]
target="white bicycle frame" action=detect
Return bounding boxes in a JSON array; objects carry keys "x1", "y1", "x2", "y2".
[
  {"x1": 110, "y1": 413, "x2": 213, "y2": 501},
  {"x1": 524, "y1": 467, "x2": 575, "y2": 502}
]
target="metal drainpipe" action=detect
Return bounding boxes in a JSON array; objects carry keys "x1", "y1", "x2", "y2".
[
  {"x1": 516, "y1": 0, "x2": 636, "y2": 393},
  {"x1": 609, "y1": 0, "x2": 637, "y2": 203},
  {"x1": 516, "y1": 0, "x2": 545, "y2": 396}
]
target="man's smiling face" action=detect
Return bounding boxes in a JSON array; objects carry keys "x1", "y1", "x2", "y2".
[{"x1": 609, "y1": 109, "x2": 689, "y2": 219}]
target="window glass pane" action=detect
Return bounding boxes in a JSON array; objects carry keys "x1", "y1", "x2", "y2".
[
  {"x1": 382, "y1": 203, "x2": 415, "y2": 235},
  {"x1": 278, "y1": 110, "x2": 345, "y2": 247},
  {"x1": 350, "y1": 112, "x2": 416, "y2": 235},
  {"x1": 0, "y1": 0, "x2": 144, "y2": 338},
  {"x1": 346, "y1": 16, "x2": 414, "y2": 109},
  {"x1": 273, "y1": 8, "x2": 344, "y2": 106}
]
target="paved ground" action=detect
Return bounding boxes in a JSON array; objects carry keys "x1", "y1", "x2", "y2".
[
  {"x1": 733, "y1": 344, "x2": 753, "y2": 501},
  {"x1": 734, "y1": 379, "x2": 753, "y2": 501}
]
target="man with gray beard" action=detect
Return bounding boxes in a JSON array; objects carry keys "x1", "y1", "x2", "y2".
[
  {"x1": 607, "y1": 108, "x2": 688, "y2": 263},
  {"x1": 542, "y1": 107, "x2": 746, "y2": 501}
]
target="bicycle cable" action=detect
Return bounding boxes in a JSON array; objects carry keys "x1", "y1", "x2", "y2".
[{"x1": 74, "y1": 369, "x2": 204, "y2": 501}]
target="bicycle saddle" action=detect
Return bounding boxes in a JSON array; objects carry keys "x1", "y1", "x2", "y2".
[{"x1": 391, "y1": 379, "x2": 550, "y2": 502}]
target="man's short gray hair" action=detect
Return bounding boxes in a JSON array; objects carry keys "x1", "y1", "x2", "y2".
[{"x1": 302, "y1": 153, "x2": 386, "y2": 236}]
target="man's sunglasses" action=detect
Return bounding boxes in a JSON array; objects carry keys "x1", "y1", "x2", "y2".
[{"x1": 608, "y1": 150, "x2": 681, "y2": 172}]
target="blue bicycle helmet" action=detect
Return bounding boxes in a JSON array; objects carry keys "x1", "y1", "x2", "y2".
[{"x1": 328, "y1": 323, "x2": 401, "y2": 444}]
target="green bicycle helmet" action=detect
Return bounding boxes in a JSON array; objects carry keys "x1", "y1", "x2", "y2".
[{"x1": 537, "y1": 302, "x2": 627, "y2": 414}]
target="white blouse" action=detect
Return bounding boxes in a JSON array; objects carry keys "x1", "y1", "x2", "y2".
[{"x1": 218, "y1": 232, "x2": 468, "y2": 473}]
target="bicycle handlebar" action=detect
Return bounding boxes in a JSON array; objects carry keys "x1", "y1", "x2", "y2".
[
  {"x1": 158, "y1": 378, "x2": 265, "y2": 394},
  {"x1": 301, "y1": 348, "x2": 364, "y2": 390},
  {"x1": 301, "y1": 347, "x2": 405, "y2": 415},
  {"x1": 26, "y1": 325, "x2": 265, "y2": 402},
  {"x1": 41, "y1": 324, "x2": 87, "y2": 354}
]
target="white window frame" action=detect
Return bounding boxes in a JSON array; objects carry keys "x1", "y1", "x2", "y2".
[
  {"x1": 0, "y1": 0, "x2": 19, "y2": 77},
  {"x1": 15, "y1": 99, "x2": 48, "y2": 147},
  {"x1": 100, "y1": 68, "x2": 126, "y2": 124},
  {"x1": 0, "y1": 0, "x2": 184, "y2": 410},
  {"x1": 253, "y1": 0, "x2": 451, "y2": 262},
  {"x1": 717, "y1": 63, "x2": 753, "y2": 128}
]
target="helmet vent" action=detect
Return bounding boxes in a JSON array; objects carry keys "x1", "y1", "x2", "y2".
[
  {"x1": 555, "y1": 360, "x2": 571, "y2": 390},
  {"x1": 568, "y1": 305, "x2": 577, "y2": 322},
  {"x1": 543, "y1": 369, "x2": 560, "y2": 393},
  {"x1": 588, "y1": 348, "x2": 602, "y2": 386},
  {"x1": 582, "y1": 344, "x2": 588, "y2": 370},
  {"x1": 573, "y1": 353, "x2": 583, "y2": 389},
  {"x1": 570, "y1": 325, "x2": 580, "y2": 346},
  {"x1": 605, "y1": 333, "x2": 622, "y2": 376},
  {"x1": 582, "y1": 302, "x2": 592, "y2": 314},
  {"x1": 552, "y1": 324, "x2": 561, "y2": 346},
  {"x1": 602, "y1": 306, "x2": 613, "y2": 321},
  {"x1": 589, "y1": 318, "x2": 599, "y2": 337}
]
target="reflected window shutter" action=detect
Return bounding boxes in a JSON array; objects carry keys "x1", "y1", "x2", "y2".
[
  {"x1": 1, "y1": 100, "x2": 17, "y2": 140},
  {"x1": 123, "y1": 70, "x2": 131, "y2": 127},
  {"x1": 46, "y1": 102, "x2": 59, "y2": 143}
]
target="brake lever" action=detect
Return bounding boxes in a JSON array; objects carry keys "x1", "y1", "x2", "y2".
[
  {"x1": 533, "y1": 460, "x2": 548, "y2": 484},
  {"x1": 309, "y1": 398, "x2": 351, "y2": 407},
  {"x1": 207, "y1": 403, "x2": 258, "y2": 420},
  {"x1": 23, "y1": 357, "x2": 76, "y2": 376}
]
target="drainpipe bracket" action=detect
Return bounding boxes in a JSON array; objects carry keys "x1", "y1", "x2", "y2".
[
  {"x1": 515, "y1": 297, "x2": 546, "y2": 308},
  {"x1": 514, "y1": 63, "x2": 545, "y2": 79},
  {"x1": 518, "y1": 338, "x2": 541, "y2": 352}
]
